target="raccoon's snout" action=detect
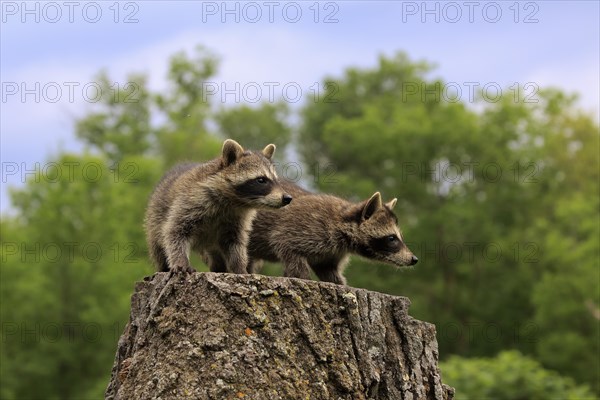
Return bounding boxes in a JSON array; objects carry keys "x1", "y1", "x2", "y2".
[
  {"x1": 282, "y1": 194, "x2": 293, "y2": 205},
  {"x1": 410, "y1": 255, "x2": 419, "y2": 265}
]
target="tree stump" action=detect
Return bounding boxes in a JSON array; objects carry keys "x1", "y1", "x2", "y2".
[{"x1": 105, "y1": 272, "x2": 454, "y2": 399}]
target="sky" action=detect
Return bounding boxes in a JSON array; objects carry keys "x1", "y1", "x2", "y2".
[{"x1": 1, "y1": 0, "x2": 599, "y2": 213}]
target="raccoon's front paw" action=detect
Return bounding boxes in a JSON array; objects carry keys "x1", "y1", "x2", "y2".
[{"x1": 170, "y1": 264, "x2": 196, "y2": 274}]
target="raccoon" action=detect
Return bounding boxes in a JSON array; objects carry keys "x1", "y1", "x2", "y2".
[
  {"x1": 248, "y1": 182, "x2": 417, "y2": 285},
  {"x1": 144, "y1": 139, "x2": 292, "y2": 274}
]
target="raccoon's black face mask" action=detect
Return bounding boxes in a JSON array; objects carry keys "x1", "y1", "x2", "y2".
[
  {"x1": 234, "y1": 176, "x2": 275, "y2": 199},
  {"x1": 370, "y1": 234, "x2": 403, "y2": 254},
  {"x1": 357, "y1": 234, "x2": 402, "y2": 258}
]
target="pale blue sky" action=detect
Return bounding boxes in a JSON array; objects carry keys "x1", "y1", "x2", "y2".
[{"x1": 1, "y1": 1, "x2": 599, "y2": 212}]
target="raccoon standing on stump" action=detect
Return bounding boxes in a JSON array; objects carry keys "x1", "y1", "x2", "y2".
[
  {"x1": 248, "y1": 182, "x2": 417, "y2": 285},
  {"x1": 145, "y1": 139, "x2": 292, "y2": 274}
]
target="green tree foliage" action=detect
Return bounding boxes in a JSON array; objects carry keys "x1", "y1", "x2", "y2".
[
  {"x1": 1, "y1": 154, "x2": 160, "y2": 399},
  {"x1": 77, "y1": 46, "x2": 224, "y2": 168},
  {"x1": 440, "y1": 350, "x2": 595, "y2": 400},
  {"x1": 214, "y1": 102, "x2": 292, "y2": 151},
  {"x1": 1, "y1": 48, "x2": 597, "y2": 399},
  {"x1": 300, "y1": 53, "x2": 599, "y2": 392},
  {"x1": 75, "y1": 73, "x2": 152, "y2": 163},
  {"x1": 0, "y1": 46, "x2": 294, "y2": 399},
  {"x1": 530, "y1": 192, "x2": 600, "y2": 391},
  {"x1": 522, "y1": 90, "x2": 600, "y2": 392},
  {"x1": 154, "y1": 45, "x2": 222, "y2": 166}
]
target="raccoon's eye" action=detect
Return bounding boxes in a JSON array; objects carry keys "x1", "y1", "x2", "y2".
[
  {"x1": 256, "y1": 177, "x2": 269, "y2": 184},
  {"x1": 387, "y1": 235, "x2": 398, "y2": 242}
]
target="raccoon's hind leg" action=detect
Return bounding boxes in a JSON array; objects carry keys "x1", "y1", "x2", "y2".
[
  {"x1": 312, "y1": 266, "x2": 347, "y2": 285},
  {"x1": 218, "y1": 222, "x2": 250, "y2": 274},
  {"x1": 282, "y1": 255, "x2": 312, "y2": 280},
  {"x1": 205, "y1": 251, "x2": 227, "y2": 273},
  {"x1": 247, "y1": 258, "x2": 264, "y2": 274},
  {"x1": 312, "y1": 257, "x2": 348, "y2": 285},
  {"x1": 206, "y1": 247, "x2": 249, "y2": 274},
  {"x1": 223, "y1": 244, "x2": 249, "y2": 274}
]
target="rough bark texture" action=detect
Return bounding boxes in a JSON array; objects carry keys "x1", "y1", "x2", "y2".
[{"x1": 106, "y1": 272, "x2": 454, "y2": 400}]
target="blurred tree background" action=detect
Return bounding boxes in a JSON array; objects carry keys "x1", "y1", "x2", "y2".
[{"x1": 1, "y1": 46, "x2": 598, "y2": 399}]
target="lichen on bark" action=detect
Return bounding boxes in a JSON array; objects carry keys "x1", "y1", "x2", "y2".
[{"x1": 105, "y1": 272, "x2": 454, "y2": 400}]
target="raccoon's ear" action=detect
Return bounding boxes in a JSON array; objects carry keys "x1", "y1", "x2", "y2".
[
  {"x1": 222, "y1": 139, "x2": 245, "y2": 166},
  {"x1": 385, "y1": 198, "x2": 397, "y2": 210},
  {"x1": 362, "y1": 192, "x2": 382, "y2": 220},
  {"x1": 262, "y1": 144, "x2": 276, "y2": 160}
]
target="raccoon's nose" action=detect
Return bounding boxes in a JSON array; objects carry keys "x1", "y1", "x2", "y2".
[
  {"x1": 410, "y1": 255, "x2": 419, "y2": 265},
  {"x1": 282, "y1": 194, "x2": 293, "y2": 205}
]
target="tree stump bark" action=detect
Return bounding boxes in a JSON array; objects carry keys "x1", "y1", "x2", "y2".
[{"x1": 105, "y1": 272, "x2": 454, "y2": 400}]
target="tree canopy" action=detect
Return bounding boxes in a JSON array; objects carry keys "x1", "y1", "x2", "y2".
[{"x1": 1, "y1": 47, "x2": 598, "y2": 399}]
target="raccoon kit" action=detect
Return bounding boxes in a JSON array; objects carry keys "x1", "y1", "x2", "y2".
[
  {"x1": 248, "y1": 182, "x2": 417, "y2": 284},
  {"x1": 145, "y1": 139, "x2": 292, "y2": 274}
]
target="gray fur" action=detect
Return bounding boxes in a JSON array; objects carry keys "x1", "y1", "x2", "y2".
[
  {"x1": 248, "y1": 181, "x2": 417, "y2": 285},
  {"x1": 145, "y1": 139, "x2": 291, "y2": 274}
]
